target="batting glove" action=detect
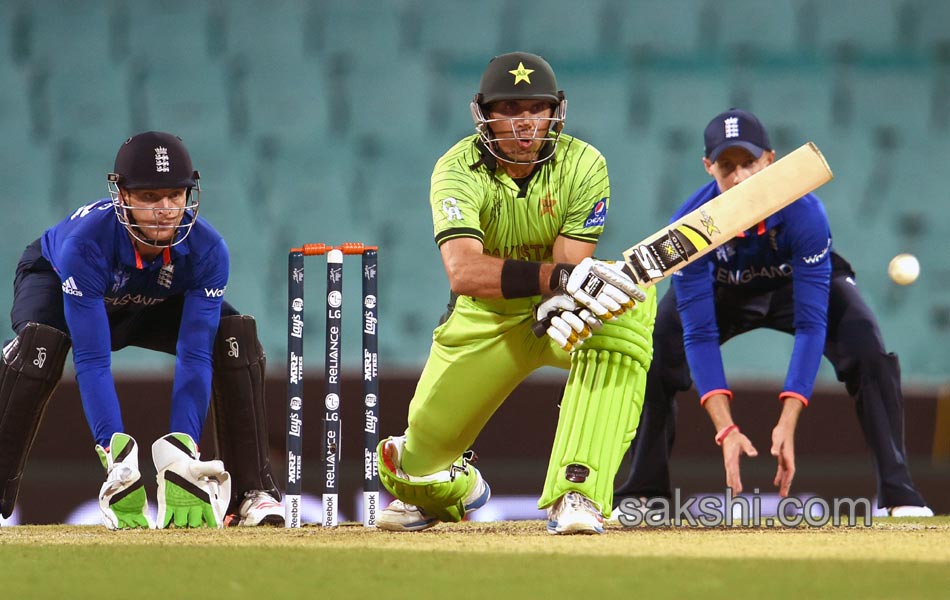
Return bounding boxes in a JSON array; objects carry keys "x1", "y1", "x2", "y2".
[
  {"x1": 534, "y1": 293, "x2": 603, "y2": 352},
  {"x1": 565, "y1": 257, "x2": 647, "y2": 320}
]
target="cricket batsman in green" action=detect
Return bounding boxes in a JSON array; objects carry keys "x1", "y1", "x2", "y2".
[{"x1": 377, "y1": 52, "x2": 657, "y2": 534}]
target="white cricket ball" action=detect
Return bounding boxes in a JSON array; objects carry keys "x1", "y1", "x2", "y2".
[{"x1": 888, "y1": 253, "x2": 920, "y2": 285}]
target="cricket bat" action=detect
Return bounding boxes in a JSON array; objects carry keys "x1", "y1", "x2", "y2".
[{"x1": 534, "y1": 142, "x2": 833, "y2": 335}]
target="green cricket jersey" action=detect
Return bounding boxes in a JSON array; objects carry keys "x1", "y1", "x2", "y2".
[
  {"x1": 430, "y1": 133, "x2": 610, "y2": 262},
  {"x1": 401, "y1": 133, "x2": 612, "y2": 475}
]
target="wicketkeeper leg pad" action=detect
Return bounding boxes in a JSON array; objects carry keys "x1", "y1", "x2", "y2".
[
  {"x1": 210, "y1": 315, "x2": 280, "y2": 514},
  {"x1": 538, "y1": 288, "x2": 657, "y2": 515},
  {"x1": 377, "y1": 436, "x2": 486, "y2": 523},
  {"x1": 0, "y1": 323, "x2": 71, "y2": 518}
]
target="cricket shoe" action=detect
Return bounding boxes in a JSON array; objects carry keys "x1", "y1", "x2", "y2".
[
  {"x1": 376, "y1": 499, "x2": 439, "y2": 532},
  {"x1": 225, "y1": 490, "x2": 284, "y2": 527},
  {"x1": 547, "y1": 491, "x2": 604, "y2": 535},
  {"x1": 887, "y1": 505, "x2": 934, "y2": 517},
  {"x1": 377, "y1": 474, "x2": 491, "y2": 532},
  {"x1": 377, "y1": 439, "x2": 491, "y2": 532}
]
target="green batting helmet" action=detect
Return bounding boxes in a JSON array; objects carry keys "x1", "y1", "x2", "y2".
[{"x1": 475, "y1": 51, "x2": 564, "y2": 105}]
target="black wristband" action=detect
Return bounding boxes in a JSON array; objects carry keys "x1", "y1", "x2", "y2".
[
  {"x1": 500, "y1": 260, "x2": 542, "y2": 298},
  {"x1": 549, "y1": 263, "x2": 573, "y2": 291}
]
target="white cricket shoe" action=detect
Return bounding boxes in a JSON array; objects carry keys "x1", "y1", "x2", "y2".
[
  {"x1": 547, "y1": 491, "x2": 604, "y2": 535},
  {"x1": 377, "y1": 469, "x2": 491, "y2": 532},
  {"x1": 377, "y1": 499, "x2": 440, "y2": 532},
  {"x1": 227, "y1": 491, "x2": 284, "y2": 526},
  {"x1": 887, "y1": 505, "x2": 934, "y2": 517}
]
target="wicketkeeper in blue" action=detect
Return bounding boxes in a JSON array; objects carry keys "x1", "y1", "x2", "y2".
[{"x1": 1, "y1": 132, "x2": 282, "y2": 528}]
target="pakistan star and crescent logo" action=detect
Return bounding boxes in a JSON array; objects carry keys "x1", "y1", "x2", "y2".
[
  {"x1": 509, "y1": 62, "x2": 534, "y2": 85},
  {"x1": 540, "y1": 196, "x2": 557, "y2": 216}
]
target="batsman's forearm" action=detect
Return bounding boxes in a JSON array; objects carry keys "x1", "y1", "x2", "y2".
[
  {"x1": 444, "y1": 256, "x2": 549, "y2": 298},
  {"x1": 446, "y1": 254, "x2": 566, "y2": 299}
]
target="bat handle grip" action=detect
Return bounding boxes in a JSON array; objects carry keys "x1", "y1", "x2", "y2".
[{"x1": 531, "y1": 318, "x2": 550, "y2": 338}]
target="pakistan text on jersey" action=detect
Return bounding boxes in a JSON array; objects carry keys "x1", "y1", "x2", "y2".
[
  {"x1": 485, "y1": 244, "x2": 549, "y2": 262},
  {"x1": 104, "y1": 294, "x2": 167, "y2": 307},
  {"x1": 715, "y1": 263, "x2": 793, "y2": 285}
]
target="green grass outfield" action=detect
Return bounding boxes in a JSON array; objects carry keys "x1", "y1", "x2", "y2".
[{"x1": 2, "y1": 518, "x2": 949, "y2": 599}]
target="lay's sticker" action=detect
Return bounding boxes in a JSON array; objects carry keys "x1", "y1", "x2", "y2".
[{"x1": 583, "y1": 198, "x2": 608, "y2": 227}]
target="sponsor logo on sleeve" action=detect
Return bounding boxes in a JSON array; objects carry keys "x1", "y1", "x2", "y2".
[
  {"x1": 204, "y1": 286, "x2": 226, "y2": 298},
  {"x1": 442, "y1": 198, "x2": 463, "y2": 221},
  {"x1": 61, "y1": 276, "x2": 83, "y2": 297},
  {"x1": 802, "y1": 238, "x2": 832, "y2": 265},
  {"x1": 583, "y1": 198, "x2": 608, "y2": 227}
]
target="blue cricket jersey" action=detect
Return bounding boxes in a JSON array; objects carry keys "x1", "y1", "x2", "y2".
[
  {"x1": 41, "y1": 199, "x2": 229, "y2": 446},
  {"x1": 672, "y1": 181, "x2": 832, "y2": 402}
]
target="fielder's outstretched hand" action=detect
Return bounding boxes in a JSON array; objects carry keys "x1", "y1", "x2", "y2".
[
  {"x1": 564, "y1": 258, "x2": 647, "y2": 321},
  {"x1": 721, "y1": 429, "x2": 758, "y2": 495},
  {"x1": 771, "y1": 422, "x2": 796, "y2": 497},
  {"x1": 152, "y1": 433, "x2": 231, "y2": 528},
  {"x1": 534, "y1": 293, "x2": 602, "y2": 351}
]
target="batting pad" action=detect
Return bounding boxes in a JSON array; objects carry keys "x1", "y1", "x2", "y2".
[
  {"x1": 538, "y1": 288, "x2": 656, "y2": 515},
  {"x1": 377, "y1": 438, "x2": 479, "y2": 523}
]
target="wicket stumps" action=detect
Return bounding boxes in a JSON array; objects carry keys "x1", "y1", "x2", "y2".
[{"x1": 286, "y1": 242, "x2": 379, "y2": 528}]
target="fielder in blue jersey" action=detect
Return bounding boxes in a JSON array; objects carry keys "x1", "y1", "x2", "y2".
[
  {"x1": 1, "y1": 132, "x2": 283, "y2": 528},
  {"x1": 614, "y1": 109, "x2": 932, "y2": 517}
]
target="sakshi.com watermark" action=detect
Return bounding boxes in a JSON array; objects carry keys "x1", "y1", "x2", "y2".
[{"x1": 615, "y1": 488, "x2": 874, "y2": 527}]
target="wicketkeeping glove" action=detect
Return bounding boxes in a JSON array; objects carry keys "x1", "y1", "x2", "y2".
[
  {"x1": 564, "y1": 257, "x2": 647, "y2": 320},
  {"x1": 534, "y1": 293, "x2": 602, "y2": 352},
  {"x1": 152, "y1": 433, "x2": 231, "y2": 529},
  {"x1": 95, "y1": 433, "x2": 155, "y2": 530}
]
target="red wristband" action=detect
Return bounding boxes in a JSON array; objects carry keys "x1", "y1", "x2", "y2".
[
  {"x1": 715, "y1": 424, "x2": 740, "y2": 446},
  {"x1": 779, "y1": 391, "x2": 809, "y2": 407},
  {"x1": 700, "y1": 389, "x2": 733, "y2": 406}
]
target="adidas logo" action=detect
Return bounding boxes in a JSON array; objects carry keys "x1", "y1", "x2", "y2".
[{"x1": 62, "y1": 276, "x2": 83, "y2": 297}]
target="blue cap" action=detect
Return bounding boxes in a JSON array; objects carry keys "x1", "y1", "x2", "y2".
[{"x1": 703, "y1": 108, "x2": 771, "y2": 162}]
